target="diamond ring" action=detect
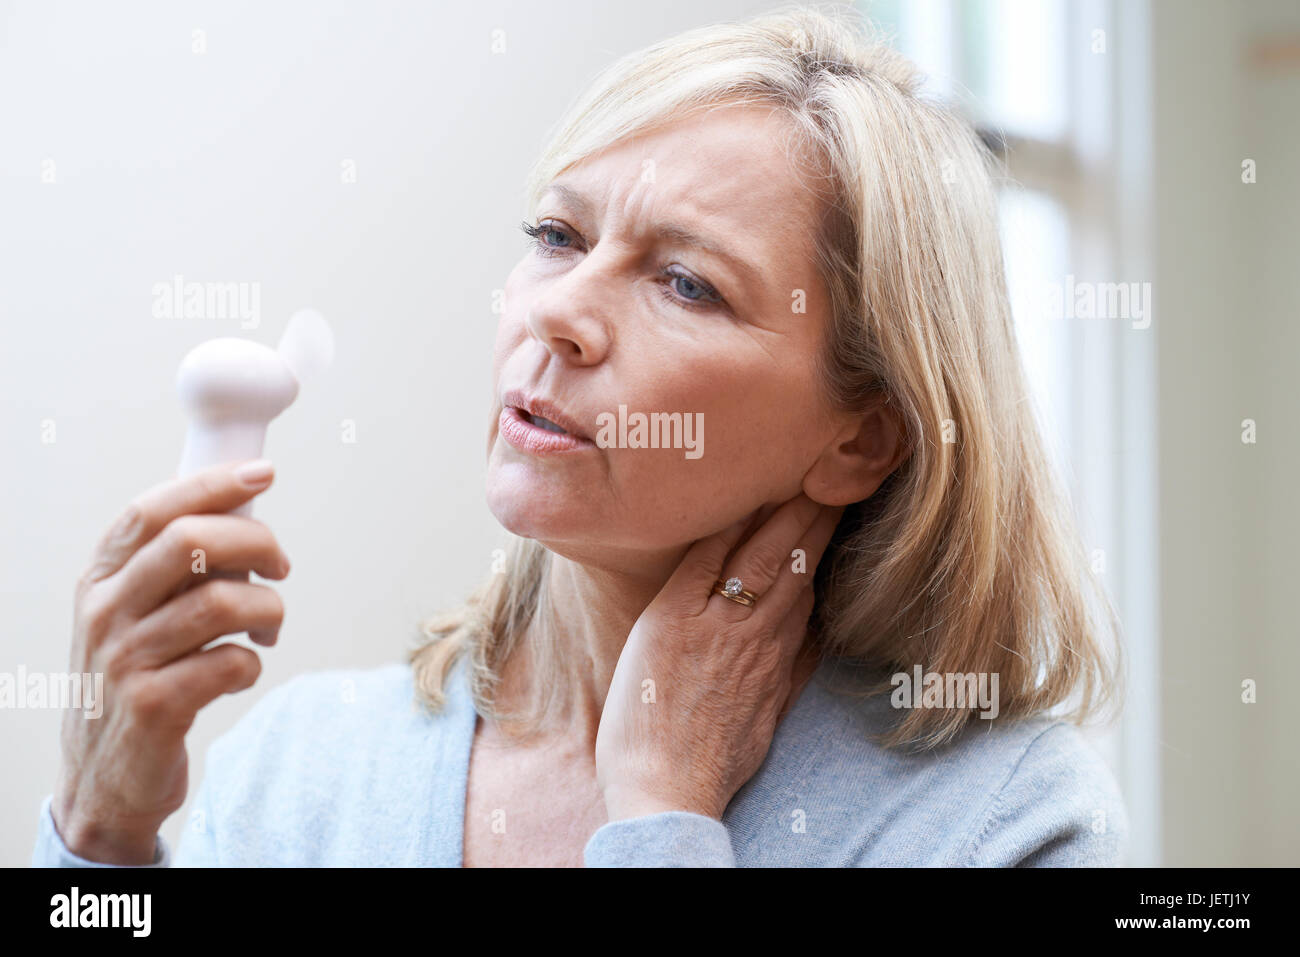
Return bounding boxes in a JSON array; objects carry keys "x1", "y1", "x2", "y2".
[{"x1": 712, "y1": 576, "x2": 758, "y2": 607}]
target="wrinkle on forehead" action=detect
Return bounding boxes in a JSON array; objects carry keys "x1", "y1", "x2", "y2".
[{"x1": 616, "y1": 106, "x2": 808, "y2": 217}]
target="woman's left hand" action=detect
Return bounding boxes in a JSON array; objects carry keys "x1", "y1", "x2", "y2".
[{"x1": 595, "y1": 493, "x2": 846, "y2": 822}]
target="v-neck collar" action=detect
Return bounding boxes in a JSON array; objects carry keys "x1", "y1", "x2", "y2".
[{"x1": 428, "y1": 652, "x2": 862, "y2": 866}]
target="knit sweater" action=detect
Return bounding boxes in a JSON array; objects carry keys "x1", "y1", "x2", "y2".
[{"x1": 33, "y1": 654, "x2": 1128, "y2": 866}]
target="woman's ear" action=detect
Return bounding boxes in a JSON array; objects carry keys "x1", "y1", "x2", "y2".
[{"x1": 801, "y1": 397, "x2": 909, "y2": 507}]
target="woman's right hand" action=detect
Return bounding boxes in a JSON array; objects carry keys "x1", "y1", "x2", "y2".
[{"x1": 51, "y1": 459, "x2": 291, "y2": 865}]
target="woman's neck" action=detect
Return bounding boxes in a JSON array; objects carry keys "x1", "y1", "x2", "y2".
[
  {"x1": 490, "y1": 536, "x2": 822, "y2": 747},
  {"x1": 494, "y1": 546, "x2": 685, "y2": 744}
]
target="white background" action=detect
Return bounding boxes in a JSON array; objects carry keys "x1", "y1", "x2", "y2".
[{"x1": 2, "y1": 0, "x2": 1297, "y2": 867}]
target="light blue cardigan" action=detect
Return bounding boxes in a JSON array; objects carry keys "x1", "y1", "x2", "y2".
[{"x1": 33, "y1": 654, "x2": 1128, "y2": 867}]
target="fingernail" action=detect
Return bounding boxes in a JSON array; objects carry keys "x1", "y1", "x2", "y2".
[{"x1": 234, "y1": 459, "x2": 273, "y2": 488}]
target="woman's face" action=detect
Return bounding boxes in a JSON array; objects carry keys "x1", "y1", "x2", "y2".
[{"x1": 487, "y1": 103, "x2": 848, "y2": 566}]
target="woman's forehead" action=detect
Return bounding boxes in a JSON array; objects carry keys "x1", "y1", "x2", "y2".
[
  {"x1": 553, "y1": 105, "x2": 808, "y2": 209},
  {"x1": 545, "y1": 117, "x2": 822, "y2": 261}
]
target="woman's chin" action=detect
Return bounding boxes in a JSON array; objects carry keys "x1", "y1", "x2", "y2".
[{"x1": 485, "y1": 483, "x2": 589, "y2": 542}]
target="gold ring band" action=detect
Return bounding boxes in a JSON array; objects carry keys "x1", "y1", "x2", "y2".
[{"x1": 713, "y1": 577, "x2": 758, "y2": 607}]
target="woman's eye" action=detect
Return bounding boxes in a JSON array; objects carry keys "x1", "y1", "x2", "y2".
[
  {"x1": 667, "y1": 270, "x2": 720, "y2": 304},
  {"x1": 519, "y1": 219, "x2": 725, "y2": 312},
  {"x1": 663, "y1": 268, "x2": 723, "y2": 310},
  {"x1": 519, "y1": 220, "x2": 576, "y2": 258},
  {"x1": 540, "y1": 226, "x2": 571, "y2": 249}
]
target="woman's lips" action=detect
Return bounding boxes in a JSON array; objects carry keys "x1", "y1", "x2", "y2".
[{"x1": 499, "y1": 406, "x2": 595, "y2": 454}]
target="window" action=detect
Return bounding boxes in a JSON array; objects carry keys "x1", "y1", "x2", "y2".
[{"x1": 860, "y1": 0, "x2": 1159, "y2": 865}]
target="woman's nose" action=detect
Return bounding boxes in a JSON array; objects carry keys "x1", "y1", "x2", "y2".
[{"x1": 522, "y1": 265, "x2": 613, "y2": 365}]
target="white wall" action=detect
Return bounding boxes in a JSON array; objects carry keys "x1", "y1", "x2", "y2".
[
  {"x1": 1151, "y1": 0, "x2": 1300, "y2": 866},
  {"x1": 0, "y1": 0, "x2": 781, "y2": 867}
]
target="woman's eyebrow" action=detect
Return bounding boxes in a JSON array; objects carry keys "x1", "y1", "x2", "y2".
[
  {"x1": 540, "y1": 183, "x2": 762, "y2": 290},
  {"x1": 542, "y1": 183, "x2": 596, "y2": 219},
  {"x1": 652, "y1": 222, "x2": 761, "y2": 288}
]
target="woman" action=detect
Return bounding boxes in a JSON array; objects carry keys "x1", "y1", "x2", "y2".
[{"x1": 35, "y1": 5, "x2": 1126, "y2": 868}]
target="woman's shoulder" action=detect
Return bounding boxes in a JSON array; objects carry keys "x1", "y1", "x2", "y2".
[
  {"x1": 740, "y1": 658, "x2": 1129, "y2": 866},
  {"x1": 954, "y1": 718, "x2": 1128, "y2": 865}
]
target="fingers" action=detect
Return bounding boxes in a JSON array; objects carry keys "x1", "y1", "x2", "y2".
[
  {"x1": 127, "y1": 642, "x2": 263, "y2": 732},
  {"x1": 124, "y1": 578, "x2": 286, "y2": 669},
  {"x1": 82, "y1": 460, "x2": 276, "y2": 587},
  {"x1": 777, "y1": 583, "x2": 817, "y2": 668},
  {"x1": 773, "y1": 583, "x2": 817, "y2": 721},
  {"x1": 666, "y1": 507, "x2": 760, "y2": 610},
  {"x1": 788, "y1": 577, "x2": 816, "y2": 627},
  {"x1": 666, "y1": 495, "x2": 844, "y2": 621},
  {"x1": 754, "y1": 503, "x2": 844, "y2": 627},
  {"x1": 112, "y1": 513, "x2": 290, "y2": 618},
  {"x1": 705, "y1": 494, "x2": 823, "y2": 620}
]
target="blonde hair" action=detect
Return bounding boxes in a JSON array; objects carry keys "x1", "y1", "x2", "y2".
[{"x1": 410, "y1": 3, "x2": 1124, "y2": 750}]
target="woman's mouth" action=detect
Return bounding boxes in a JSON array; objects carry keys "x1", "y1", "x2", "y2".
[
  {"x1": 526, "y1": 412, "x2": 567, "y2": 434},
  {"x1": 499, "y1": 406, "x2": 595, "y2": 454}
]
